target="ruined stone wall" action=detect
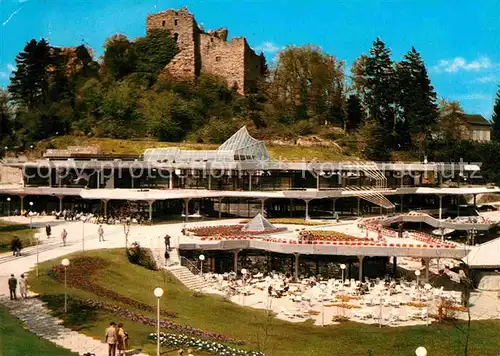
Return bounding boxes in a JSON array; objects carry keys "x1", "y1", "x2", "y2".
[
  {"x1": 199, "y1": 34, "x2": 245, "y2": 93},
  {"x1": 244, "y1": 42, "x2": 265, "y2": 94},
  {"x1": 146, "y1": 8, "x2": 264, "y2": 94},
  {"x1": 0, "y1": 165, "x2": 23, "y2": 185},
  {"x1": 146, "y1": 8, "x2": 199, "y2": 80}
]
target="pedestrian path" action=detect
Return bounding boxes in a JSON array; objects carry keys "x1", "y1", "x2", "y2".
[{"x1": 0, "y1": 296, "x2": 148, "y2": 356}]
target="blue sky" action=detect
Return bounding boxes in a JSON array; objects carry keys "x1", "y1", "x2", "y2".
[{"x1": 1, "y1": 0, "x2": 499, "y2": 118}]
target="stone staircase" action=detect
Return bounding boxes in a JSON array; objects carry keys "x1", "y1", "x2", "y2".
[
  {"x1": 166, "y1": 248, "x2": 206, "y2": 290},
  {"x1": 169, "y1": 266, "x2": 206, "y2": 290}
]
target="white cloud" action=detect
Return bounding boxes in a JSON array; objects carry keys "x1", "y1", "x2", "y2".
[
  {"x1": 433, "y1": 56, "x2": 493, "y2": 73},
  {"x1": 2, "y1": 6, "x2": 23, "y2": 27},
  {"x1": 255, "y1": 41, "x2": 282, "y2": 54},
  {"x1": 454, "y1": 93, "x2": 490, "y2": 100},
  {"x1": 474, "y1": 75, "x2": 497, "y2": 83}
]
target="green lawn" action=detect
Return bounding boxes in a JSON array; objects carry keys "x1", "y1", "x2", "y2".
[
  {"x1": 0, "y1": 304, "x2": 77, "y2": 356},
  {"x1": 28, "y1": 249, "x2": 500, "y2": 356},
  {"x1": 31, "y1": 136, "x2": 356, "y2": 162},
  {"x1": 0, "y1": 221, "x2": 36, "y2": 253}
]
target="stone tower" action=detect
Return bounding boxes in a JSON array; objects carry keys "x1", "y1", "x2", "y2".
[{"x1": 146, "y1": 7, "x2": 265, "y2": 95}]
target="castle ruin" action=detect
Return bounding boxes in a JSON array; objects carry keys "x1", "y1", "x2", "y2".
[{"x1": 146, "y1": 7, "x2": 266, "y2": 95}]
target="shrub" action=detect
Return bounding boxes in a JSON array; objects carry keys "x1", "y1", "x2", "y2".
[{"x1": 126, "y1": 242, "x2": 158, "y2": 271}]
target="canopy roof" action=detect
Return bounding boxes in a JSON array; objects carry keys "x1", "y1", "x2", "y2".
[
  {"x1": 243, "y1": 213, "x2": 277, "y2": 232},
  {"x1": 217, "y1": 126, "x2": 270, "y2": 161},
  {"x1": 143, "y1": 127, "x2": 269, "y2": 163}
]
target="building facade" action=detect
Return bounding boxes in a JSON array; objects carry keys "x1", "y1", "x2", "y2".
[{"x1": 146, "y1": 7, "x2": 266, "y2": 95}]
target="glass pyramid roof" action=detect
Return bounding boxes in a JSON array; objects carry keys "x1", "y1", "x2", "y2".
[
  {"x1": 217, "y1": 126, "x2": 270, "y2": 161},
  {"x1": 242, "y1": 213, "x2": 277, "y2": 232}
]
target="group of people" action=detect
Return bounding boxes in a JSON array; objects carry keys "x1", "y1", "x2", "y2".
[
  {"x1": 104, "y1": 321, "x2": 129, "y2": 356},
  {"x1": 8, "y1": 274, "x2": 28, "y2": 300}
]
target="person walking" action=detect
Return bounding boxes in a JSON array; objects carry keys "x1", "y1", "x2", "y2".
[
  {"x1": 11, "y1": 236, "x2": 22, "y2": 257},
  {"x1": 98, "y1": 224, "x2": 105, "y2": 242},
  {"x1": 19, "y1": 274, "x2": 28, "y2": 299},
  {"x1": 105, "y1": 322, "x2": 118, "y2": 356},
  {"x1": 61, "y1": 229, "x2": 68, "y2": 246},
  {"x1": 46, "y1": 223, "x2": 52, "y2": 238},
  {"x1": 8, "y1": 274, "x2": 17, "y2": 300},
  {"x1": 164, "y1": 234, "x2": 171, "y2": 251},
  {"x1": 116, "y1": 322, "x2": 128, "y2": 356}
]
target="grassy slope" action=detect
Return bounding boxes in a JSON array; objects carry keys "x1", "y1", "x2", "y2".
[
  {"x1": 32, "y1": 136, "x2": 355, "y2": 162},
  {"x1": 0, "y1": 221, "x2": 36, "y2": 253},
  {"x1": 0, "y1": 304, "x2": 77, "y2": 356},
  {"x1": 28, "y1": 249, "x2": 500, "y2": 356}
]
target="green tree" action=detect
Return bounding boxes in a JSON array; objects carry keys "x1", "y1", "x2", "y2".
[
  {"x1": 0, "y1": 89, "x2": 12, "y2": 155},
  {"x1": 102, "y1": 34, "x2": 137, "y2": 80},
  {"x1": 9, "y1": 38, "x2": 53, "y2": 108},
  {"x1": 134, "y1": 29, "x2": 177, "y2": 74},
  {"x1": 396, "y1": 47, "x2": 438, "y2": 151},
  {"x1": 345, "y1": 94, "x2": 364, "y2": 132},
  {"x1": 492, "y1": 87, "x2": 500, "y2": 141},
  {"x1": 269, "y1": 45, "x2": 345, "y2": 125},
  {"x1": 438, "y1": 99, "x2": 468, "y2": 141}
]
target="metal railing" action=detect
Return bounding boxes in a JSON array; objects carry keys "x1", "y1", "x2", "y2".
[{"x1": 180, "y1": 256, "x2": 201, "y2": 275}]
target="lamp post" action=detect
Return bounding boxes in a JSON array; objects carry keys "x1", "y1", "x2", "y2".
[
  {"x1": 61, "y1": 258, "x2": 70, "y2": 313},
  {"x1": 424, "y1": 283, "x2": 432, "y2": 326},
  {"x1": 319, "y1": 283, "x2": 327, "y2": 326},
  {"x1": 34, "y1": 233, "x2": 41, "y2": 277},
  {"x1": 6, "y1": 197, "x2": 10, "y2": 216},
  {"x1": 199, "y1": 254, "x2": 205, "y2": 277},
  {"x1": 29, "y1": 201, "x2": 33, "y2": 229},
  {"x1": 82, "y1": 220, "x2": 85, "y2": 252},
  {"x1": 340, "y1": 264, "x2": 346, "y2": 285},
  {"x1": 241, "y1": 268, "x2": 248, "y2": 306},
  {"x1": 415, "y1": 269, "x2": 421, "y2": 286},
  {"x1": 153, "y1": 287, "x2": 164, "y2": 356},
  {"x1": 415, "y1": 346, "x2": 427, "y2": 356}
]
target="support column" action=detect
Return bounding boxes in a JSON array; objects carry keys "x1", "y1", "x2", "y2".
[
  {"x1": 58, "y1": 196, "x2": 64, "y2": 212},
  {"x1": 148, "y1": 200, "x2": 155, "y2": 221},
  {"x1": 332, "y1": 198, "x2": 337, "y2": 218},
  {"x1": 233, "y1": 249, "x2": 240, "y2": 274},
  {"x1": 392, "y1": 257, "x2": 397, "y2": 277},
  {"x1": 316, "y1": 173, "x2": 320, "y2": 190},
  {"x1": 400, "y1": 195, "x2": 404, "y2": 213},
  {"x1": 184, "y1": 198, "x2": 190, "y2": 222},
  {"x1": 208, "y1": 173, "x2": 212, "y2": 190},
  {"x1": 357, "y1": 197, "x2": 361, "y2": 216},
  {"x1": 218, "y1": 198, "x2": 222, "y2": 219},
  {"x1": 294, "y1": 253, "x2": 300, "y2": 282},
  {"x1": 358, "y1": 256, "x2": 365, "y2": 281},
  {"x1": 304, "y1": 199, "x2": 310, "y2": 220},
  {"x1": 169, "y1": 171, "x2": 173, "y2": 190},
  {"x1": 19, "y1": 195, "x2": 24, "y2": 213},
  {"x1": 260, "y1": 199, "x2": 266, "y2": 216},
  {"x1": 457, "y1": 196, "x2": 460, "y2": 217},
  {"x1": 424, "y1": 258, "x2": 430, "y2": 282},
  {"x1": 290, "y1": 199, "x2": 293, "y2": 217},
  {"x1": 438, "y1": 195, "x2": 443, "y2": 220},
  {"x1": 249, "y1": 172, "x2": 252, "y2": 191},
  {"x1": 473, "y1": 194, "x2": 477, "y2": 209},
  {"x1": 102, "y1": 199, "x2": 108, "y2": 218}
]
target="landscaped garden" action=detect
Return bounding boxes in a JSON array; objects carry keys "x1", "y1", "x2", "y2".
[
  {"x1": 28, "y1": 249, "x2": 500, "y2": 356},
  {"x1": 0, "y1": 304, "x2": 77, "y2": 356},
  {"x1": 0, "y1": 221, "x2": 36, "y2": 253}
]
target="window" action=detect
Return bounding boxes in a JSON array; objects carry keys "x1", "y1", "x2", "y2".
[
  {"x1": 162, "y1": 20, "x2": 166, "y2": 27},
  {"x1": 174, "y1": 33, "x2": 179, "y2": 41},
  {"x1": 174, "y1": 19, "x2": 178, "y2": 26},
  {"x1": 210, "y1": 38, "x2": 214, "y2": 43},
  {"x1": 215, "y1": 56, "x2": 221, "y2": 62}
]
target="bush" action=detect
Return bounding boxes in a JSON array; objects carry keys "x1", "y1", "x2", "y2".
[{"x1": 126, "y1": 242, "x2": 158, "y2": 271}]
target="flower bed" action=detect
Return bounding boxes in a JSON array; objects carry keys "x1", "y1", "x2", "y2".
[
  {"x1": 79, "y1": 299, "x2": 243, "y2": 344},
  {"x1": 48, "y1": 256, "x2": 177, "y2": 317},
  {"x1": 189, "y1": 225, "x2": 286, "y2": 237},
  {"x1": 404, "y1": 302, "x2": 426, "y2": 308},
  {"x1": 299, "y1": 230, "x2": 373, "y2": 242},
  {"x1": 149, "y1": 332, "x2": 264, "y2": 355}
]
